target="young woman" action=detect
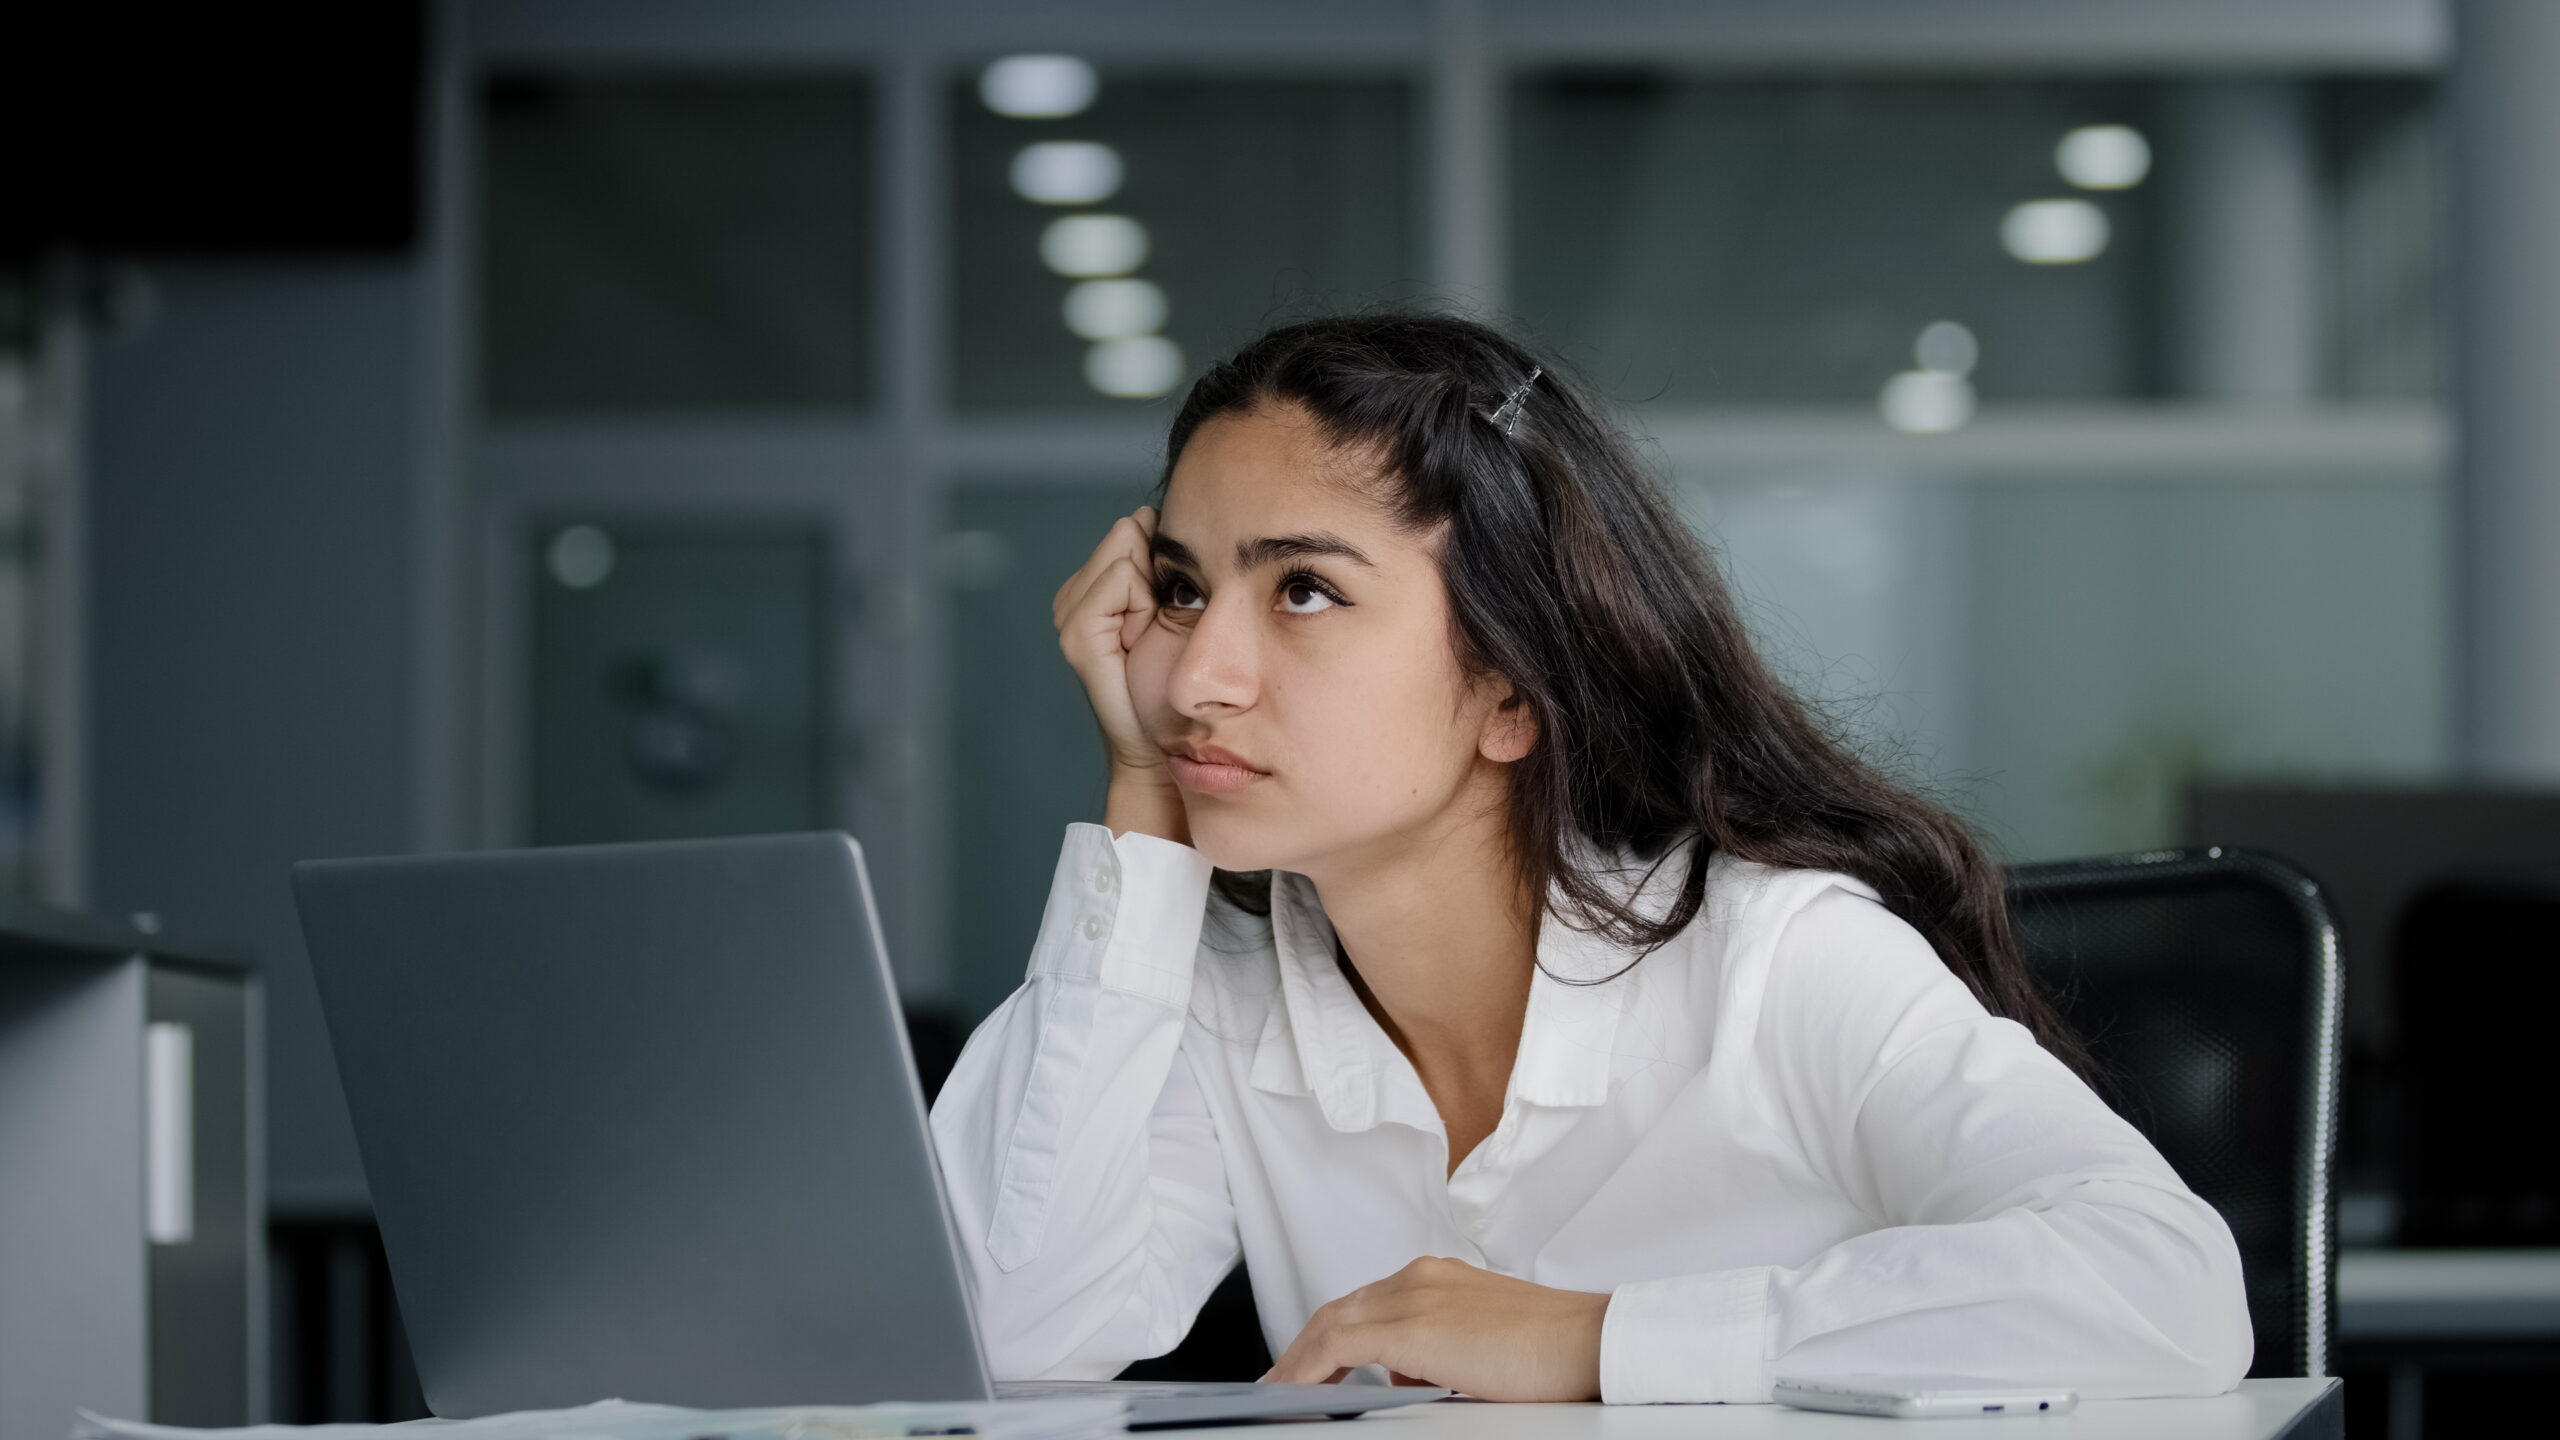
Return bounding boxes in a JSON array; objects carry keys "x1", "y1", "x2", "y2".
[{"x1": 928, "y1": 315, "x2": 2251, "y2": 1403}]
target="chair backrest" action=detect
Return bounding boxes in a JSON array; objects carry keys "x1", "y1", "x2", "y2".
[
  {"x1": 2394, "y1": 877, "x2": 2560, "y2": 1246},
  {"x1": 2008, "y1": 847, "x2": 2344, "y2": 1379}
]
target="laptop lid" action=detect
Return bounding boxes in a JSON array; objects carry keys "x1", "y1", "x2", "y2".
[{"x1": 293, "y1": 832, "x2": 991, "y2": 1416}]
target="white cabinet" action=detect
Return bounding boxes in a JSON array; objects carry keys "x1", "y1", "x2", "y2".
[{"x1": 0, "y1": 906, "x2": 258, "y2": 1440}]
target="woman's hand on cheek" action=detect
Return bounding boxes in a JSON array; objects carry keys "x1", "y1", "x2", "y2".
[
  {"x1": 1053, "y1": 508, "x2": 1189, "y2": 844},
  {"x1": 1261, "y1": 1257, "x2": 1609, "y2": 1402}
]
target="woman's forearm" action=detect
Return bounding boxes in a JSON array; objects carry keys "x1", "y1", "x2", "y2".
[{"x1": 928, "y1": 823, "x2": 1233, "y2": 1377}]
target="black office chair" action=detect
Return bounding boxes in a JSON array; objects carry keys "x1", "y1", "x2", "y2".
[
  {"x1": 2008, "y1": 847, "x2": 2345, "y2": 1379},
  {"x1": 2393, "y1": 877, "x2": 2560, "y2": 1247}
]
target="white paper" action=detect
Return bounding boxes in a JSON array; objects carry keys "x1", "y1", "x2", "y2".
[{"x1": 72, "y1": 1397, "x2": 1129, "y2": 1440}]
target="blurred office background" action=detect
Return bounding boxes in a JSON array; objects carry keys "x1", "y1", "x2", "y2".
[{"x1": 5, "y1": 0, "x2": 2557, "y2": 1435}]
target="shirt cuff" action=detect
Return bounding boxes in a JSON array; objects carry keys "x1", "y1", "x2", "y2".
[
  {"x1": 1600, "y1": 1267, "x2": 1776, "y2": 1404},
  {"x1": 1025, "y1": 822, "x2": 1216, "y2": 1009}
]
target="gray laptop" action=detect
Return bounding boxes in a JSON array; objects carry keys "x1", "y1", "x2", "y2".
[{"x1": 293, "y1": 832, "x2": 1444, "y2": 1427}]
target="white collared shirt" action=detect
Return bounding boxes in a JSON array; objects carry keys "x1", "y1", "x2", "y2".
[{"x1": 928, "y1": 824, "x2": 2253, "y2": 1403}]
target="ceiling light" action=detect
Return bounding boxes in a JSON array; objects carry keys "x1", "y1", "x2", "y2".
[
  {"x1": 1064, "y1": 279, "x2": 1168, "y2": 341},
  {"x1": 980, "y1": 55, "x2": 1097, "y2": 119},
  {"x1": 1011, "y1": 141, "x2": 1123, "y2": 205},
  {"x1": 2001, "y1": 199, "x2": 2110, "y2": 264},
  {"x1": 1040, "y1": 214, "x2": 1149, "y2": 277},
  {"x1": 2055, "y1": 125, "x2": 2151, "y2": 190},
  {"x1": 1879, "y1": 370, "x2": 1977, "y2": 435},
  {"x1": 1085, "y1": 336, "x2": 1185, "y2": 398}
]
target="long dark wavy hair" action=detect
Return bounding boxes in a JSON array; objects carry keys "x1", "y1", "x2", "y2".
[{"x1": 1160, "y1": 314, "x2": 2089, "y2": 1072}]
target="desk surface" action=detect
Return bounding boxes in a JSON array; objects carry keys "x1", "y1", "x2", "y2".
[{"x1": 1152, "y1": 1379, "x2": 2342, "y2": 1439}]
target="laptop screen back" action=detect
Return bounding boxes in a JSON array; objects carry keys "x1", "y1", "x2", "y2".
[{"x1": 294, "y1": 832, "x2": 989, "y2": 1415}]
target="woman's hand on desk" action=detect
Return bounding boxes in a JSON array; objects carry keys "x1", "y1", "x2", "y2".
[{"x1": 1261, "y1": 1257, "x2": 1607, "y2": 1402}]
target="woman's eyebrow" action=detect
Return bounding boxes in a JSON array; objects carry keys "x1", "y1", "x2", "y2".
[
  {"x1": 1148, "y1": 531, "x2": 1376, "y2": 572},
  {"x1": 1234, "y1": 532, "x2": 1376, "y2": 570}
]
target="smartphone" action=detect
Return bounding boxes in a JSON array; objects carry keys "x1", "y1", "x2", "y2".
[{"x1": 1773, "y1": 1374, "x2": 2081, "y2": 1418}]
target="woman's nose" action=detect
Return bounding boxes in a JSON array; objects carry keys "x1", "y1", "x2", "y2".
[{"x1": 1167, "y1": 597, "x2": 1260, "y2": 716}]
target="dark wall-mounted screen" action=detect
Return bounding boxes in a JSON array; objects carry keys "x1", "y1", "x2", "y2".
[{"x1": 4, "y1": 1, "x2": 422, "y2": 257}]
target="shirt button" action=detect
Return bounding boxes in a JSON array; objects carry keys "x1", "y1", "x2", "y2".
[
  {"x1": 1094, "y1": 868, "x2": 1114, "y2": 893},
  {"x1": 1082, "y1": 916, "x2": 1105, "y2": 942}
]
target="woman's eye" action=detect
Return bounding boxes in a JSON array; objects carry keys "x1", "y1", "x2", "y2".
[
  {"x1": 1160, "y1": 576, "x2": 1206, "y2": 610},
  {"x1": 1278, "y1": 579, "x2": 1340, "y2": 614}
]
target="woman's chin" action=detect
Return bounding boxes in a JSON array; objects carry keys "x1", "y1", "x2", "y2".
[
  {"x1": 1186, "y1": 803, "x2": 1405, "y2": 880},
  {"x1": 1193, "y1": 835, "x2": 1276, "y2": 874},
  {"x1": 1183, "y1": 811, "x2": 1293, "y2": 875}
]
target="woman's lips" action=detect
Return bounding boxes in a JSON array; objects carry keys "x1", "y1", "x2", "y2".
[{"x1": 1166, "y1": 746, "x2": 1269, "y2": 795}]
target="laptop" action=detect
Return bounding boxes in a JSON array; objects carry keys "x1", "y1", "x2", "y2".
[{"x1": 293, "y1": 832, "x2": 1445, "y2": 1427}]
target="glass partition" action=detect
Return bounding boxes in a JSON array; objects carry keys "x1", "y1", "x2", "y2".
[
  {"x1": 1512, "y1": 75, "x2": 2164, "y2": 405},
  {"x1": 951, "y1": 71, "x2": 1416, "y2": 411},
  {"x1": 482, "y1": 73, "x2": 875, "y2": 412},
  {"x1": 2319, "y1": 78, "x2": 2441, "y2": 399},
  {"x1": 530, "y1": 519, "x2": 830, "y2": 845},
  {"x1": 1672, "y1": 465, "x2": 2447, "y2": 862}
]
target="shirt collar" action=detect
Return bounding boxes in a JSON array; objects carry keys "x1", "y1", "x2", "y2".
[
  {"x1": 1509, "y1": 918, "x2": 1631, "y2": 1108},
  {"x1": 1251, "y1": 870, "x2": 1439, "y2": 1134},
  {"x1": 1249, "y1": 849, "x2": 1686, "y2": 1131}
]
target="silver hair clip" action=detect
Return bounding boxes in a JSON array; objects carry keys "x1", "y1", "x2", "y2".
[{"x1": 1481, "y1": 366, "x2": 1543, "y2": 438}]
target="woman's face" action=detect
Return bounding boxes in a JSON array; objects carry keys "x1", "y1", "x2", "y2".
[{"x1": 1129, "y1": 403, "x2": 1533, "y2": 877}]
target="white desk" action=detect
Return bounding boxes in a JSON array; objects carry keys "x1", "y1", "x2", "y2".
[{"x1": 1153, "y1": 1379, "x2": 2343, "y2": 1439}]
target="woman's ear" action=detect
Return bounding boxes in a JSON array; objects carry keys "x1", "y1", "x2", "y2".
[{"x1": 1478, "y1": 683, "x2": 1539, "y2": 764}]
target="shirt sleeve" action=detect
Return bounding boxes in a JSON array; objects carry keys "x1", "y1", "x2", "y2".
[
  {"x1": 1599, "y1": 885, "x2": 2255, "y2": 1404},
  {"x1": 928, "y1": 823, "x2": 1241, "y2": 1379}
]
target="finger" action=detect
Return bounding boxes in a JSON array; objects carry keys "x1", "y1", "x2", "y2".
[
  {"x1": 1059, "y1": 554, "x2": 1152, "y2": 649},
  {"x1": 1264, "y1": 1318, "x2": 1385, "y2": 1386},
  {"x1": 1053, "y1": 514, "x2": 1155, "y2": 630},
  {"x1": 1255, "y1": 1367, "x2": 1352, "y2": 1386},
  {"x1": 1057, "y1": 560, "x2": 1160, "y2": 753},
  {"x1": 1262, "y1": 1322, "x2": 1334, "y2": 1385},
  {"x1": 1267, "y1": 1344, "x2": 1367, "y2": 1386},
  {"x1": 1107, "y1": 511, "x2": 1151, "y2": 551},
  {"x1": 1114, "y1": 510, "x2": 1155, "y2": 562},
  {"x1": 1054, "y1": 532, "x2": 1127, "y2": 630},
  {"x1": 1092, "y1": 556, "x2": 1157, "y2": 646},
  {"x1": 1110, "y1": 562, "x2": 1159, "y2": 652}
]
